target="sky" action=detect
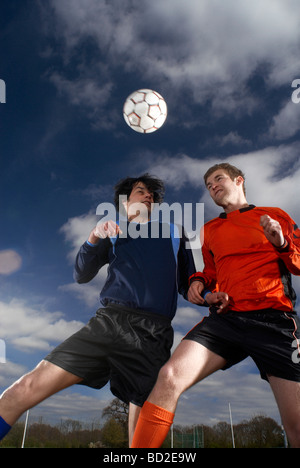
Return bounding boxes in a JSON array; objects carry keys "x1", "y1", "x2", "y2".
[{"x1": 1, "y1": 0, "x2": 300, "y2": 431}]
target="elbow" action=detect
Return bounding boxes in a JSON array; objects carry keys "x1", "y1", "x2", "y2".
[
  {"x1": 73, "y1": 270, "x2": 95, "y2": 284},
  {"x1": 75, "y1": 277, "x2": 86, "y2": 284},
  {"x1": 73, "y1": 271, "x2": 85, "y2": 284}
]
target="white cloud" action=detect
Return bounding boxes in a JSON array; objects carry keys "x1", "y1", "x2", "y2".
[
  {"x1": 43, "y1": 0, "x2": 300, "y2": 119},
  {"x1": 173, "y1": 306, "x2": 204, "y2": 330},
  {"x1": 59, "y1": 274, "x2": 106, "y2": 309},
  {"x1": 213, "y1": 131, "x2": 251, "y2": 148},
  {"x1": 0, "y1": 360, "x2": 27, "y2": 387},
  {"x1": 31, "y1": 390, "x2": 110, "y2": 425},
  {"x1": 269, "y1": 100, "x2": 300, "y2": 140},
  {"x1": 60, "y1": 212, "x2": 98, "y2": 261},
  {"x1": 0, "y1": 250, "x2": 22, "y2": 275},
  {"x1": 0, "y1": 299, "x2": 84, "y2": 353},
  {"x1": 145, "y1": 143, "x2": 300, "y2": 220}
]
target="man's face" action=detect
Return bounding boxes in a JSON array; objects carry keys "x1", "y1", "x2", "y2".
[
  {"x1": 206, "y1": 170, "x2": 243, "y2": 207},
  {"x1": 124, "y1": 182, "x2": 154, "y2": 221}
]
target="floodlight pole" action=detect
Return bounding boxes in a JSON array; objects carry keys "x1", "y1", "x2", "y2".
[
  {"x1": 228, "y1": 403, "x2": 235, "y2": 448},
  {"x1": 21, "y1": 410, "x2": 30, "y2": 448}
]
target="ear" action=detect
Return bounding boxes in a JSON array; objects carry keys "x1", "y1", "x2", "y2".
[{"x1": 236, "y1": 176, "x2": 244, "y2": 187}]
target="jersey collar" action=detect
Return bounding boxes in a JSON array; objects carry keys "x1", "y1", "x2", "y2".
[{"x1": 219, "y1": 204, "x2": 256, "y2": 219}]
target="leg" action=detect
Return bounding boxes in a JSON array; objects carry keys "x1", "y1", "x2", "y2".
[
  {"x1": 148, "y1": 339, "x2": 227, "y2": 413},
  {"x1": 131, "y1": 340, "x2": 226, "y2": 447},
  {"x1": 0, "y1": 360, "x2": 82, "y2": 425},
  {"x1": 128, "y1": 403, "x2": 141, "y2": 447},
  {"x1": 268, "y1": 375, "x2": 300, "y2": 448}
]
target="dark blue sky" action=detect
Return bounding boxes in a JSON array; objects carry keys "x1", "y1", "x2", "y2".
[{"x1": 1, "y1": 0, "x2": 300, "y2": 426}]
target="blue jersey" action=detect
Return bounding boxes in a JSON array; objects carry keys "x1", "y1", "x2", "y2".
[{"x1": 74, "y1": 221, "x2": 195, "y2": 319}]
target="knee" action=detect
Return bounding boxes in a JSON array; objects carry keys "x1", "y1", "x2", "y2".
[
  {"x1": 1, "y1": 372, "x2": 35, "y2": 407},
  {"x1": 156, "y1": 362, "x2": 180, "y2": 395}
]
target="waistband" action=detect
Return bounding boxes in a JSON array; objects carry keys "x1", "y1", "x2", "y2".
[
  {"x1": 209, "y1": 306, "x2": 297, "y2": 317},
  {"x1": 97, "y1": 302, "x2": 172, "y2": 324}
]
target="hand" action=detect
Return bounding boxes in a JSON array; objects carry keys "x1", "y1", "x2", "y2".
[
  {"x1": 88, "y1": 221, "x2": 123, "y2": 244},
  {"x1": 187, "y1": 281, "x2": 205, "y2": 305},
  {"x1": 205, "y1": 292, "x2": 230, "y2": 313},
  {"x1": 260, "y1": 215, "x2": 285, "y2": 248}
]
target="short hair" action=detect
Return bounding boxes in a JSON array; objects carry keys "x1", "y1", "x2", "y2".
[
  {"x1": 114, "y1": 173, "x2": 165, "y2": 213},
  {"x1": 204, "y1": 163, "x2": 246, "y2": 195}
]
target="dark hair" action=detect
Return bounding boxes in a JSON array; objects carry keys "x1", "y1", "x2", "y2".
[
  {"x1": 114, "y1": 173, "x2": 165, "y2": 213},
  {"x1": 204, "y1": 163, "x2": 246, "y2": 195}
]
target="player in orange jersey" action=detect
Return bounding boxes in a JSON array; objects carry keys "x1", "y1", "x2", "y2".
[{"x1": 131, "y1": 163, "x2": 300, "y2": 448}]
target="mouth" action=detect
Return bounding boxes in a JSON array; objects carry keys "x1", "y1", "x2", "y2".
[{"x1": 214, "y1": 189, "x2": 223, "y2": 197}]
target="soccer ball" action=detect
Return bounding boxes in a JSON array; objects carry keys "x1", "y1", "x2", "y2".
[{"x1": 123, "y1": 89, "x2": 167, "y2": 133}]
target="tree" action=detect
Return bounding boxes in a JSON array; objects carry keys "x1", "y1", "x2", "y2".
[
  {"x1": 234, "y1": 415, "x2": 284, "y2": 448},
  {"x1": 101, "y1": 418, "x2": 127, "y2": 448},
  {"x1": 102, "y1": 398, "x2": 128, "y2": 432}
]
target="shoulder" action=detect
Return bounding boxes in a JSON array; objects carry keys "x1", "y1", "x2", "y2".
[
  {"x1": 254, "y1": 206, "x2": 292, "y2": 221},
  {"x1": 203, "y1": 216, "x2": 222, "y2": 230}
]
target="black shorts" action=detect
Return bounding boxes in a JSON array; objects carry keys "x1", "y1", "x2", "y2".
[
  {"x1": 183, "y1": 308, "x2": 300, "y2": 382},
  {"x1": 45, "y1": 304, "x2": 173, "y2": 406}
]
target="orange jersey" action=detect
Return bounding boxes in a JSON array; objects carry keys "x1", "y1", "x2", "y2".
[{"x1": 190, "y1": 205, "x2": 300, "y2": 312}]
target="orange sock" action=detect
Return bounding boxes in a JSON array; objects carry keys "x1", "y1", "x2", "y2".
[{"x1": 131, "y1": 401, "x2": 174, "y2": 448}]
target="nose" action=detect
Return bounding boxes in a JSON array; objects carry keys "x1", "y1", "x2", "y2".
[
  {"x1": 209, "y1": 182, "x2": 218, "y2": 192},
  {"x1": 144, "y1": 191, "x2": 153, "y2": 201}
]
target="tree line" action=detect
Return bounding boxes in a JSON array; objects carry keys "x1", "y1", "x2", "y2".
[{"x1": 0, "y1": 398, "x2": 286, "y2": 448}]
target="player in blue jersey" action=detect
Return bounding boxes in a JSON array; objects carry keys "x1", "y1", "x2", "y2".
[{"x1": 0, "y1": 174, "x2": 205, "y2": 445}]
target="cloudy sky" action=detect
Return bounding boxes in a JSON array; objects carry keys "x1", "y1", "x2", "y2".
[{"x1": 1, "y1": 0, "x2": 300, "y2": 430}]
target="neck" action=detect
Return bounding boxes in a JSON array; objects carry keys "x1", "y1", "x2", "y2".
[{"x1": 222, "y1": 199, "x2": 249, "y2": 214}]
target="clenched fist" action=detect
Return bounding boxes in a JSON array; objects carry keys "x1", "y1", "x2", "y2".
[{"x1": 260, "y1": 215, "x2": 285, "y2": 248}]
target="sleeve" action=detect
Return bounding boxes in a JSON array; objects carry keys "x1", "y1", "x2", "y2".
[
  {"x1": 74, "y1": 238, "x2": 111, "y2": 284},
  {"x1": 274, "y1": 214, "x2": 300, "y2": 276},
  {"x1": 188, "y1": 224, "x2": 217, "y2": 291},
  {"x1": 177, "y1": 231, "x2": 196, "y2": 299}
]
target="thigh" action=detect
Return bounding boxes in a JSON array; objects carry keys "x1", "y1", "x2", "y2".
[
  {"x1": 166, "y1": 339, "x2": 227, "y2": 390},
  {"x1": 149, "y1": 339, "x2": 227, "y2": 411},
  {"x1": 0, "y1": 360, "x2": 82, "y2": 425},
  {"x1": 29, "y1": 360, "x2": 83, "y2": 395},
  {"x1": 268, "y1": 376, "x2": 300, "y2": 426}
]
